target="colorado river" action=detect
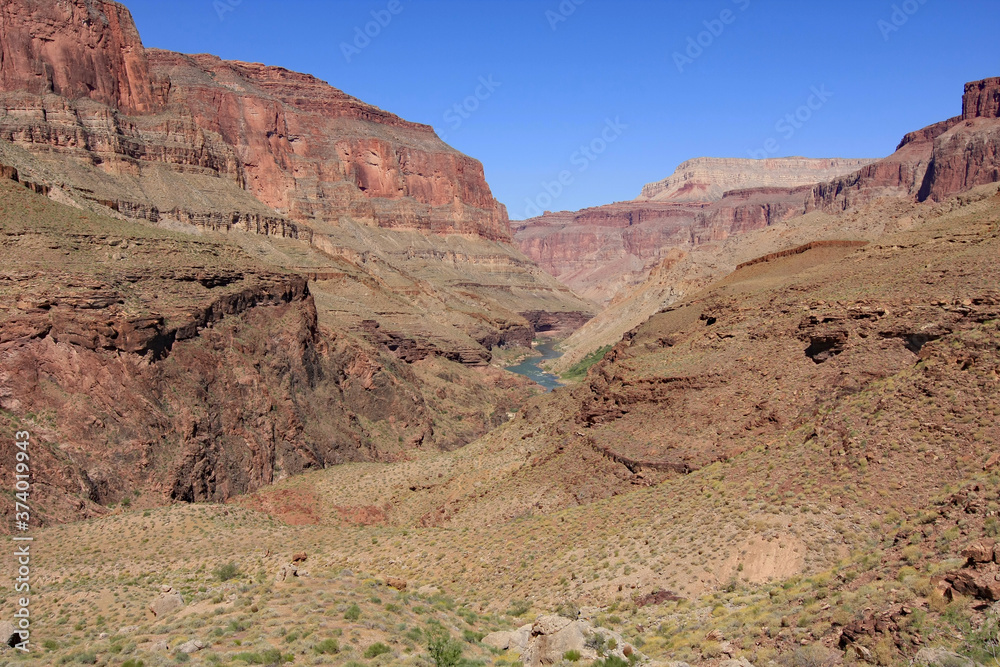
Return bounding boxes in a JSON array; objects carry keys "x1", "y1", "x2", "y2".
[{"x1": 506, "y1": 339, "x2": 564, "y2": 391}]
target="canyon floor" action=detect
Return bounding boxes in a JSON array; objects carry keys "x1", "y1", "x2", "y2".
[{"x1": 5, "y1": 184, "x2": 1000, "y2": 667}]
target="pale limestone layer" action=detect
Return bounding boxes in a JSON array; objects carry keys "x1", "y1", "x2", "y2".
[{"x1": 637, "y1": 157, "x2": 877, "y2": 202}]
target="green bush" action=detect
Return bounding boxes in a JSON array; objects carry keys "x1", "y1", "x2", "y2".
[
  {"x1": 594, "y1": 657, "x2": 629, "y2": 667},
  {"x1": 344, "y1": 603, "x2": 362, "y2": 621},
  {"x1": 562, "y1": 345, "x2": 612, "y2": 381},
  {"x1": 213, "y1": 561, "x2": 240, "y2": 582},
  {"x1": 505, "y1": 599, "x2": 531, "y2": 617},
  {"x1": 364, "y1": 642, "x2": 392, "y2": 659},
  {"x1": 427, "y1": 626, "x2": 463, "y2": 667},
  {"x1": 563, "y1": 650, "x2": 582, "y2": 662},
  {"x1": 314, "y1": 638, "x2": 340, "y2": 655},
  {"x1": 231, "y1": 649, "x2": 289, "y2": 665}
]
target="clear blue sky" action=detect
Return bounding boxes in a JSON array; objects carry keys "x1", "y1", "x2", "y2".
[{"x1": 124, "y1": 0, "x2": 999, "y2": 220}]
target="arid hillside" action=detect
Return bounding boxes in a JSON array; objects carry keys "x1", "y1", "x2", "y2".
[
  {"x1": 549, "y1": 77, "x2": 1000, "y2": 374},
  {"x1": 13, "y1": 182, "x2": 1000, "y2": 667}
]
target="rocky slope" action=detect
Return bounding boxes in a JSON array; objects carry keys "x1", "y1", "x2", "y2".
[
  {"x1": 0, "y1": 179, "x2": 540, "y2": 525},
  {"x1": 637, "y1": 157, "x2": 874, "y2": 203},
  {"x1": 0, "y1": 0, "x2": 594, "y2": 524},
  {"x1": 550, "y1": 77, "x2": 1000, "y2": 371},
  {"x1": 20, "y1": 183, "x2": 999, "y2": 667}
]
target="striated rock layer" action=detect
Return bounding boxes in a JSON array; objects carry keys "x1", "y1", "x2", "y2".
[
  {"x1": 0, "y1": 0, "x2": 592, "y2": 369},
  {"x1": 0, "y1": 0, "x2": 508, "y2": 241},
  {"x1": 0, "y1": 179, "x2": 540, "y2": 526},
  {"x1": 637, "y1": 157, "x2": 875, "y2": 203},
  {"x1": 545, "y1": 76, "x2": 1000, "y2": 370},
  {"x1": 517, "y1": 77, "x2": 1000, "y2": 311}
]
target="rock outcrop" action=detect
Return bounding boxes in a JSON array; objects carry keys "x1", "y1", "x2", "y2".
[
  {"x1": 0, "y1": 0, "x2": 593, "y2": 375},
  {"x1": 0, "y1": 0, "x2": 163, "y2": 114},
  {"x1": 637, "y1": 157, "x2": 874, "y2": 203},
  {"x1": 0, "y1": 0, "x2": 508, "y2": 241},
  {"x1": 485, "y1": 615, "x2": 637, "y2": 667},
  {"x1": 809, "y1": 77, "x2": 1000, "y2": 210}
]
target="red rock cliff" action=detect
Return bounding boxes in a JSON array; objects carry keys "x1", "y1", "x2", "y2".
[
  {"x1": 963, "y1": 77, "x2": 1000, "y2": 120},
  {"x1": 0, "y1": 0, "x2": 509, "y2": 241},
  {"x1": 0, "y1": 0, "x2": 162, "y2": 113},
  {"x1": 809, "y1": 77, "x2": 1000, "y2": 210}
]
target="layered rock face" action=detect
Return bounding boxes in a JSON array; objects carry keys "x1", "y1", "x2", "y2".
[
  {"x1": 637, "y1": 157, "x2": 874, "y2": 203},
  {"x1": 809, "y1": 77, "x2": 1000, "y2": 210},
  {"x1": 513, "y1": 187, "x2": 822, "y2": 305},
  {"x1": 0, "y1": 178, "x2": 542, "y2": 525},
  {"x1": 147, "y1": 51, "x2": 510, "y2": 240},
  {"x1": 515, "y1": 158, "x2": 874, "y2": 305},
  {"x1": 0, "y1": 0, "x2": 591, "y2": 369},
  {"x1": 0, "y1": 0, "x2": 508, "y2": 241},
  {"x1": 511, "y1": 203, "x2": 705, "y2": 304},
  {"x1": 0, "y1": 0, "x2": 163, "y2": 113}
]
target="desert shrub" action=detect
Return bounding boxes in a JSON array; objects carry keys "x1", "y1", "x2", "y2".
[
  {"x1": 364, "y1": 642, "x2": 391, "y2": 659},
  {"x1": 314, "y1": 638, "x2": 340, "y2": 654},
  {"x1": 564, "y1": 650, "x2": 582, "y2": 662},
  {"x1": 214, "y1": 562, "x2": 240, "y2": 582},
  {"x1": 586, "y1": 633, "x2": 607, "y2": 654},
  {"x1": 231, "y1": 649, "x2": 289, "y2": 665},
  {"x1": 506, "y1": 599, "x2": 531, "y2": 617},
  {"x1": 427, "y1": 626, "x2": 463, "y2": 667},
  {"x1": 344, "y1": 603, "x2": 362, "y2": 621},
  {"x1": 594, "y1": 656, "x2": 629, "y2": 667}
]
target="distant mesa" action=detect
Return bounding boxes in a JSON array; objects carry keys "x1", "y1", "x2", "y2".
[{"x1": 636, "y1": 157, "x2": 877, "y2": 203}]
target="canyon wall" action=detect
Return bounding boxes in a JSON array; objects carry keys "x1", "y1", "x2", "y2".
[
  {"x1": 0, "y1": 0, "x2": 509, "y2": 241},
  {"x1": 637, "y1": 157, "x2": 874, "y2": 203}
]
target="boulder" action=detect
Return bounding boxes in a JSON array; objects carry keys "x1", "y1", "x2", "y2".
[
  {"x1": 912, "y1": 647, "x2": 983, "y2": 666},
  {"x1": 509, "y1": 624, "x2": 532, "y2": 653},
  {"x1": 523, "y1": 619, "x2": 588, "y2": 666},
  {"x1": 520, "y1": 616, "x2": 638, "y2": 666},
  {"x1": 961, "y1": 539, "x2": 996, "y2": 564},
  {"x1": 482, "y1": 630, "x2": 512, "y2": 651},
  {"x1": 178, "y1": 639, "x2": 205, "y2": 654},
  {"x1": 148, "y1": 591, "x2": 184, "y2": 617},
  {"x1": 274, "y1": 563, "x2": 298, "y2": 583},
  {"x1": 386, "y1": 577, "x2": 407, "y2": 591},
  {"x1": 291, "y1": 552, "x2": 308, "y2": 563},
  {"x1": 720, "y1": 659, "x2": 754, "y2": 667},
  {"x1": 0, "y1": 621, "x2": 21, "y2": 647}
]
